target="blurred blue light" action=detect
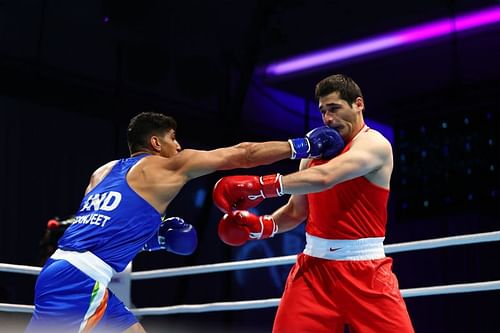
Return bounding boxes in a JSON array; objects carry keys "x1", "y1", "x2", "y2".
[{"x1": 194, "y1": 189, "x2": 206, "y2": 208}]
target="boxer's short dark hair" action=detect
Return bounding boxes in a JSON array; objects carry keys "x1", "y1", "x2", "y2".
[
  {"x1": 127, "y1": 112, "x2": 177, "y2": 153},
  {"x1": 315, "y1": 74, "x2": 363, "y2": 106}
]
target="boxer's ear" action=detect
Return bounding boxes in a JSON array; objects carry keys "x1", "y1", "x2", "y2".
[
  {"x1": 354, "y1": 96, "x2": 364, "y2": 112},
  {"x1": 150, "y1": 136, "x2": 162, "y2": 152}
]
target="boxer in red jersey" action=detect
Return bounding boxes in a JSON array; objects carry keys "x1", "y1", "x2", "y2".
[{"x1": 213, "y1": 74, "x2": 414, "y2": 332}]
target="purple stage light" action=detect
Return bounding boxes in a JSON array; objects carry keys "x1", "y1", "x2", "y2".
[{"x1": 264, "y1": 6, "x2": 500, "y2": 77}]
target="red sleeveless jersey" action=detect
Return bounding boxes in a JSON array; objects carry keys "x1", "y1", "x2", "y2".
[{"x1": 306, "y1": 131, "x2": 389, "y2": 239}]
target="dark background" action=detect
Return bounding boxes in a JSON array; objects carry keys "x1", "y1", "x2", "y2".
[{"x1": 1, "y1": 0, "x2": 499, "y2": 332}]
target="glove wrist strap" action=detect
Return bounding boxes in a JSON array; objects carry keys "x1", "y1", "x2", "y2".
[
  {"x1": 249, "y1": 215, "x2": 277, "y2": 239},
  {"x1": 260, "y1": 174, "x2": 284, "y2": 198},
  {"x1": 288, "y1": 138, "x2": 310, "y2": 159},
  {"x1": 142, "y1": 231, "x2": 163, "y2": 252}
]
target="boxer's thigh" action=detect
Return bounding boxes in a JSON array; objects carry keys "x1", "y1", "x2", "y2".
[
  {"x1": 273, "y1": 254, "x2": 345, "y2": 333},
  {"x1": 341, "y1": 258, "x2": 414, "y2": 333},
  {"x1": 94, "y1": 289, "x2": 138, "y2": 333},
  {"x1": 27, "y1": 259, "x2": 99, "y2": 332}
]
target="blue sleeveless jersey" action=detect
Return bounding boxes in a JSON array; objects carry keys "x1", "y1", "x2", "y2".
[{"x1": 58, "y1": 155, "x2": 162, "y2": 272}]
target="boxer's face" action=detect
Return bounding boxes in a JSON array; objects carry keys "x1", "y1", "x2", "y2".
[
  {"x1": 318, "y1": 91, "x2": 364, "y2": 140},
  {"x1": 158, "y1": 129, "x2": 181, "y2": 158}
]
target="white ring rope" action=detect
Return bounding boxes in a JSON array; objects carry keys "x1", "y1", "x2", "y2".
[
  {"x1": 130, "y1": 279, "x2": 500, "y2": 315},
  {"x1": 132, "y1": 230, "x2": 500, "y2": 280},
  {"x1": 1, "y1": 231, "x2": 498, "y2": 278},
  {"x1": 0, "y1": 263, "x2": 41, "y2": 275},
  {"x1": 384, "y1": 230, "x2": 500, "y2": 254},
  {"x1": 2, "y1": 279, "x2": 500, "y2": 315},
  {"x1": 1, "y1": 230, "x2": 499, "y2": 315},
  {"x1": 132, "y1": 298, "x2": 281, "y2": 316},
  {"x1": 0, "y1": 303, "x2": 34, "y2": 313},
  {"x1": 132, "y1": 255, "x2": 295, "y2": 280},
  {"x1": 400, "y1": 280, "x2": 500, "y2": 298}
]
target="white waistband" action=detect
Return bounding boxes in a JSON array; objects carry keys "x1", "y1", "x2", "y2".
[
  {"x1": 51, "y1": 249, "x2": 115, "y2": 286},
  {"x1": 303, "y1": 233, "x2": 386, "y2": 260}
]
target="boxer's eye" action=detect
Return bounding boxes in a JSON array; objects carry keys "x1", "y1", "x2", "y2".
[{"x1": 320, "y1": 104, "x2": 341, "y2": 114}]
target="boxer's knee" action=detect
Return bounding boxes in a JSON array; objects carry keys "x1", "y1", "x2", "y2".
[{"x1": 123, "y1": 322, "x2": 146, "y2": 333}]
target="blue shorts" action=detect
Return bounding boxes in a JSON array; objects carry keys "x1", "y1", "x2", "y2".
[{"x1": 26, "y1": 258, "x2": 137, "y2": 333}]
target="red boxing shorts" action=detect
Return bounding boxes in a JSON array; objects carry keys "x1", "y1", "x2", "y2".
[{"x1": 272, "y1": 254, "x2": 414, "y2": 333}]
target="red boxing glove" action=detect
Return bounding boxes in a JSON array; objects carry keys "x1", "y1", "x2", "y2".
[
  {"x1": 213, "y1": 174, "x2": 283, "y2": 213},
  {"x1": 218, "y1": 210, "x2": 278, "y2": 246}
]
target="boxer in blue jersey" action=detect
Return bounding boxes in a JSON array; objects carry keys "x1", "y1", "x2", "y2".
[{"x1": 26, "y1": 112, "x2": 341, "y2": 332}]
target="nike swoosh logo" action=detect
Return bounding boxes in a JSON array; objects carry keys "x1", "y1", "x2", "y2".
[{"x1": 329, "y1": 248, "x2": 340, "y2": 252}]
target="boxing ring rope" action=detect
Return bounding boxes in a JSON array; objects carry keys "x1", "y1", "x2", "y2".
[
  {"x1": 133, "y1": 280, "x2": 500, "y2": 316},
  {"x1": 2, "y1": 279, "x2": 499, "y2": 315},
  {"x1": 133, "y1": 230, "x2": 500, "y2": 279},
  {"x1": 1, "y1": 230, "x2": 500, "y2": 315},
  {"x1": 0, "y1": 263, "x2": 41, "y2": 276}
]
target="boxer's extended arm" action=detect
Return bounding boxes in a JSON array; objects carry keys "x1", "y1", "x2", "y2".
[
  {"x1": 281, "y1": 131, "x2": 391, "y2": 194},
  {"x1": 211, "y1": 128, "x2": 344, "y2": 212},
  {"x1": 212, "y1": 131, "x2": 390, "y2": 211},
  {"x1": 170, "y1": 126, "x2": 343, "y2": 180},
  {"x1": 177, "y1": 141, "x2": 291, "y2": 180}
]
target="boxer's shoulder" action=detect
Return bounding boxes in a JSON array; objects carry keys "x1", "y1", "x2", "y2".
[
  {"x1": 86, "y1": 160, "x2": 119, "y2": 194},
  {"x1": 352, "y1": 129, "x2": 391, "y2": 151}
]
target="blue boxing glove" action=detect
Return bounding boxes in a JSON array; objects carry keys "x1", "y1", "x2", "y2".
[
  {"x1": 289, "y1": 126, "x2": 345, "y2": 160},
  {"x1": 142, "y1": 217, "x2": 197, "y2": 255}
]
